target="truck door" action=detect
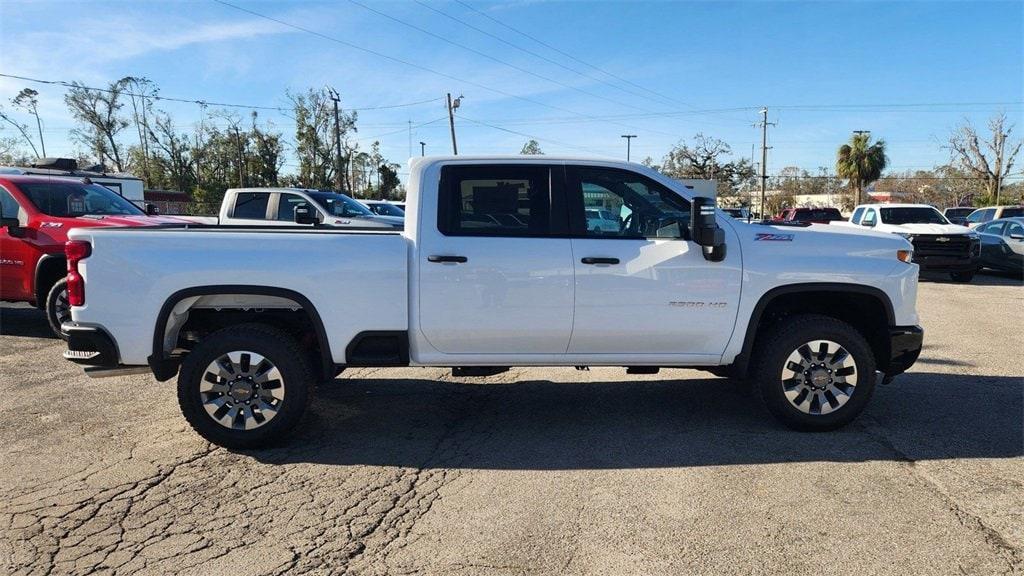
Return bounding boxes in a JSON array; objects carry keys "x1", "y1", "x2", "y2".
[
  {"x1": 0, "y1": 185, "x2": 33, "y2": 301},
  {"x1": 417, "y1": 164, "x2": 575, "y2": 354},
  {"x1": 564, "y1": 166, "x2": 742, "y2": 356}
]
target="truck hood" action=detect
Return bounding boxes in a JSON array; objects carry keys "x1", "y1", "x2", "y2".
[{"x1": 877, "y1": 222, "x2": 972, "y2": 235}]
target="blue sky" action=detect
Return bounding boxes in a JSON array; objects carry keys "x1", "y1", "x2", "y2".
[{"x1": 1, "y1": 0, "x2": 1021, "y2": 180}]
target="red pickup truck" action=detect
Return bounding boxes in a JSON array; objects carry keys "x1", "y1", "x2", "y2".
[
  {"x1": 1, "y1": 174, "x2": 184, "y2": 337},
  {"x1": 774, "y1": 207, "x2": 845, "y2": 224}
]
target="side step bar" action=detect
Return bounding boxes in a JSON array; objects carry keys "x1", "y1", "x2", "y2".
[{"x1": 84, "y1": 366, "x2": 152, "y2": 379}]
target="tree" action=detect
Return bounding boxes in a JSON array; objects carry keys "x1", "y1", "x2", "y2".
[
  {"x1": 947, "y1": 112, "x2": 1021, "y2": 205},
  {"x1": 520, "y1": 139, "x2": 543, "y2": 155},
  {"x1": 289, "y1": 88, "x2": 355, "y2": 189},
  {"x1": 12, "y1": 88, "x2": 45, "y2": 157},
  {"x1": 0, "y1": 104, "x2": 40, "y2": 159},
  {"x1": 836, "y1": 133, "x2": 888, "y2": 205},
  {"x1": 65, "y1": 80, "x2": 130, "y2": 171},
  {"x1": 659, "y1": 134, "x2": 755, "y2": 199},
  {"x1": 378, "y1": 163, "x2": 401, "y2": 199},
  {"x1": 120, "y1": 77, "x2": 157, "y2": 185}
]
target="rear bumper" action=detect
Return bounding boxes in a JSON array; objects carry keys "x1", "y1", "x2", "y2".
[
  {"x1": 62, "y1": 322, "x2": 119, "y2": 367},
  {"x1": 887, "y1": 325, "x2": 923, "y2": 376}
]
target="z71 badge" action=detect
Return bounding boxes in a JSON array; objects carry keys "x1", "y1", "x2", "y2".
[{"x1": 755, "y1": 233, "x2": 794, "y2": 241}]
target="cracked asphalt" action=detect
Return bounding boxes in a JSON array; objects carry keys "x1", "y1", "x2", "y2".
[{"x1": 1, "y1": 272, "x2": 1021, "y2": 575}]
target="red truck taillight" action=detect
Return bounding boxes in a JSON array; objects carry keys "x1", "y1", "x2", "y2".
[{"x1": 65, "y1": 240, "x2": 92, "y2": 306}]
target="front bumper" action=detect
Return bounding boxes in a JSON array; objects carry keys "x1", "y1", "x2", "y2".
[
  {"x1": 62, "y1": 322, "x2": 119, "y2": 367},
  {"x1": 887, "y1": 325, "x2": 923, "y2": 376}
]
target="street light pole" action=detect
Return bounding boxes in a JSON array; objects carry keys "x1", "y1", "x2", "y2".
[
  {"x1": 419, "y1": 141, "x2": 426, "y2": 157},
  {"x1": 327, "y1": 87, "x2": 344, "y2": 193},
  {"x1": 621, "y1": 134, "x2": 636, "y2": 162}
]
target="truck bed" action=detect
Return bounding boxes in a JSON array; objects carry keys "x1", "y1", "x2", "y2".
[{"x1": 68, "y1": 226, "x2": 409, "y2": 366}]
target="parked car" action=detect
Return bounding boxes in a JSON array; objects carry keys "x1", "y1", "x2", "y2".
[
  {"x1": 0, "y1": 174, "x2": 188, "y2": 337},
  {"x1": 773, "y1": 207, "x2": 845, "y2": 224},
  {"x1": 965, "y1": 205, "x2": 1024, "y2": 227},
  {"x1": 835, "y1": 203, "x2": 980, "y2": 282},
  {"x1": 942, "y1": 207, "x2": 975, "y2": 226},
  {"x1": 63, "y1": 156, "x2": 923, "y2": 447},
  {"x1": 975, "y1": 217, "x2": 1024, "y2": 274},
  {"x1": 219, "y1": 188, "x2": 403, "y2": 228},
  {"x1": 360, "y1": 200, "x2": 406, "y2": 218},
  {"x1": 585, "y1": 208, "x2": 620, "y2": 232}
]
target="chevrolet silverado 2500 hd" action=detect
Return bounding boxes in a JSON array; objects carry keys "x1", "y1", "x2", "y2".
[{"x1": 62, "y1": 157, "x2": 924, "y2": 448}]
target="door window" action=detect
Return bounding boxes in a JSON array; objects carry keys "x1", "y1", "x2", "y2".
[
  {"x1": 979, "y1": 222, "x2": 1005, "y2": 235},
  {"x1": 0, "y1": 187, "x2": 21, "y2": 220},
  {"x1": 1005, "y1": 222, "x2": 1024, "y2": 237},
  {"x1": 861, "y1": 209, "x2": 877, "y2": 226},
  {"x1": 232, "y1": 193, "x2": 270, "y2": 219},
  {"x1": 439, "y1": 165, "x2": 552, "y2": 236},
  {"x1": 276, "y1": 193, "x2": 310, "y2": 221},
  {"x1": 571, "y1": 167, "x2": 690, "y2": 239}
]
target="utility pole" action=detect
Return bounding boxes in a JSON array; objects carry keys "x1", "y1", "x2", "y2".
[
  {"x1": 757, "y1": 108, "x2": 775, "y2": 219},
  {"x1": 446, "y1": 93, "x2": 462, "y2": 155},
  {"x1": 995, "y1": 130, "x2": 1007, "y2": 205},
  {"x1": 234, "y1": 126, "x2": 245, "y2": 188},
  {"x1": 408, "y1": 120, "x2": 413, "y2": 159},
  {"x1": 327, "y1": 87, "x2": 344, "y2": 193},
  {"x1": 621, "y1": 134, "x2": 637, "y2": 162},
  {"x1": 419, "y1": 141, "x2": 426, "y2": 156}
]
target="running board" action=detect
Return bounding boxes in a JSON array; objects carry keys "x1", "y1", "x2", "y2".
[
  {"x1": 84, "y1": 366, "x2": 152, "y2": 379},
  {"x1": 626, "y1": 366, "x2": 660, "y2": 375}
]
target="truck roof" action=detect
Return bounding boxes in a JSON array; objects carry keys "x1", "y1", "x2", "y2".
[{"x1": 854, "y1": 203, "x2": 938, "y2": 209}]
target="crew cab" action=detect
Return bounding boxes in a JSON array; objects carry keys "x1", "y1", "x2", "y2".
[
  {"x1": 965, "y1": 205, "x2": 1024, "y2": 228},
  {"x1": 836, "y1": 203, "x2": 980, "y2": 282},
  {"x1": 218, "y1": 187, "x2": 403, "y2": 228},
  {"x1": 62, "y1": 157, "x2": 924, "y2": 448},
  {"x1": 773, "y1": 207, "x2": 845, "y2": 224},
  {"x1": 0, "y1": 174, "x2": 186, "y2": 337}
]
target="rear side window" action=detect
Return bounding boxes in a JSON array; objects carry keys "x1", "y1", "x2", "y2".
[
  {"x1": 0, "y1": 186, "x2": 21, "y2": 219},
  {"x1": 232, "y1": 193, "x2": 269, "y2": 219},
  {"x1": 439, "y1": 165, "x2": 551, "y2": 236},
  {"x1": 1006, "y1": 222, "x2": 1024, "y2": 237},
  {"x1": 851, "y1": 207, "x2": 864, "y2": 224},
  {"x1": 1001, "y1": 207, "x2": 1023, "y2": 218}
]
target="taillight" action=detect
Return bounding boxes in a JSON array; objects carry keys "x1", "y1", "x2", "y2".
[{"x1": 65, "y1": 240, "x2": 91, "y2": 306}]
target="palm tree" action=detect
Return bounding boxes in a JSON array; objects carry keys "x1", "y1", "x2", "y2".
[{"x1": 836, "y1": 133, "x2": 888, "y2": 205}]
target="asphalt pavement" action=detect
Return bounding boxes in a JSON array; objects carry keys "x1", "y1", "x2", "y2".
[{"x1": 0, "y1": 272, "x2": 1021, "y2": 575}]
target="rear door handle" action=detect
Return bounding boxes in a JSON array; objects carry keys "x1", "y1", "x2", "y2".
[
  {"x1": 428, "y1": 255, "x2": 468, "y2": 263},
  {"x1": 581, "y1": 257, "x2": 620, "y2": 265}
]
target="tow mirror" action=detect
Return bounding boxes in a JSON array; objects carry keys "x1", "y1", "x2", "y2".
[
  {"x1": 690, "y1": 196, "x2": 726, "y2": 262},
  {"x1": 145, "y1": 203, "x2": 160, "y2": 216},
  {"x1": 293, "y1": 202, "x2": 321, "y2": 226}
]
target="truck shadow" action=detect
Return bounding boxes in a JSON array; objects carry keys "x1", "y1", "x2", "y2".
[
  {"x1": 0, "y1": 306, "x2": 57, "y2": 339},
  {"x1": 249, "y1": 371, "x2": 1023, "y2": 469}
]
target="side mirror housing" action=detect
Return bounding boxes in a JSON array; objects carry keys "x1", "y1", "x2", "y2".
[
  {"x1": 690, "y1": 196, "x2": 726, "y2": 262},
  {"x1": 1, "y1": 213, "x2": 25, "y2": 238},
  {"x1": 1009, "y1": 233, "x2": 1024, "y2": 240},
  {"x1": 145, "y1": 203, "x2": 160, "y2": 216},
  {"x1": 293, "y1": 202, "x2": 321, "y2": 226}
]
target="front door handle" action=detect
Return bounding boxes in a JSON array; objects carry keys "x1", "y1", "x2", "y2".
[
  {"x1": 581, "y1": 257, "x2": 620, "y2": 265},
  {"x1": 427, "y1": 255, "x2": 468, "y2": 263}
]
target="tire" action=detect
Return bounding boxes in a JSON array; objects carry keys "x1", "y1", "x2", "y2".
[
  {"x1": 177, "y1": 323, "x2": 312, "y2": 449},
  {"x1": 950, "y1": 270, "x2": 976, "y2": 282},
  {"x1": 750, "y1": 314, "x2": 877, "y2": 432},
  {"x1": 45, "y1": 278, "x2": 70, "y2": 340}
]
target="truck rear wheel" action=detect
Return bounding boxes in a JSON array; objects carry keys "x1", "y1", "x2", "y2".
[
  {"x1": 751, "y1": 314, "x2": 877, "y2": 431},
  {"x1": 45, "y1": 278, "x2": 71, "y2": 340},
  {"x1": 177, "y1": 323, "x2": 312, "y2": 448}
]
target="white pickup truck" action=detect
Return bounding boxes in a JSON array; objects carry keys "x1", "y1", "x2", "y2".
[
  {"x1": 184, "y1": 187, "x2": 404, "y2": 228},
  {"x1": 835, "y1": 203, "x2": 980, "y2": 282},
  {"x1": 62, "y1": 156, "x2": 924, "y2": 448}
]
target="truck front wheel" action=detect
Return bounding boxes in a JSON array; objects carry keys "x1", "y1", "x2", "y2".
[
  {"x1": 177, "y1": 323, "x2": 312, "y2": 448},
  {"x1": 751, "y1": 314, "x2": 877, "y2": 431},
  {"x1": 45, "y1": 278, "x2": 70, "y2": 340}
]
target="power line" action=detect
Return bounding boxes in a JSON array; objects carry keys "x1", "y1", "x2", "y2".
[
  {"x1": 346, "y1": 0, "x2": 661, "y2": 116},
  {"x1": 211, "y1": 0, "x2": 686, "y2": 139},
  {"x1": 452, "y1": 0, "x2": 685, "y2": 110},
  {"x1": 0, "y1": 72, "x2": 443, "y2": 112},
  {"x1": 458, "y1": 114, "x2": 607, "y2": 155}
]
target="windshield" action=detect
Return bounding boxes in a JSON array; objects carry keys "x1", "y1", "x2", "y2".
[
  {"x1": 308, "y1": 192, "x2": 374, "y2": 218},
  {"x1": 19, "y1": 181, "x2": 144, "y2": 217},
  {"x1": 880, "y1": 207, "x2": 948, "y2": 225}
]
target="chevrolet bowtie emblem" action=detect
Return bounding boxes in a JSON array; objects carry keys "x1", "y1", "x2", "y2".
[{"x1": 936, "y1": 237, "x2": 950, "y2": 242}]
